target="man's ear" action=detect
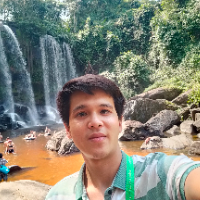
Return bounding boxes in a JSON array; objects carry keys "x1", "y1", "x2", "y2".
[{"x1": 64, "y1": 123, "x2": 72, "y2": 139}]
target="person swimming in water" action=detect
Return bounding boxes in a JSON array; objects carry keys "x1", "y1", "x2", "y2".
[{"x1": 5, "y1": 139, "x2": 16, "y2": 154}]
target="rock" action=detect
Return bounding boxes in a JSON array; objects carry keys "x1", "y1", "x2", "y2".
[
  {"x1": 195, "y1": 113, "x2": 200, "y2": 121},
  {"x1": 46, "y1": 129, "x2": 79, "y2": 155},
  {"x1": 140, "y1": 136, "x2": 162, "y2": 149},
  {"x1": 45, "y1": 130, "x2": 66, "y2": 151},
  {"x1": 188, "y1": 141, "x2": 200, "y2": 155},
  {"x1": 171, "y1": 89, "x2": 193, "y2": 105},
  {"x1": 123, "y1": 98, "x2": 179, "y2": 123},
  {"x1": 164, "y1": 125, "x2": 181, "y2": 136},
  {"x1": 180, "y1": 120, "x2": 196, "y2": 134},
  {"x1": 162, "y1": 134, "x2": 192, "y2": 150},
  {"x1": 190, "y1": 108, "x2": 200, "y2": 121},
  {"x1": 177, "y1": 107, "x2": 190, "y2": 121},
  {"x1": 193, "y1": 120, "x2": 200, "y2": 132},
  {"x1": 8, "y1": 165, "x2": 22, "y2": 173},
  {"x1": 140, "y1": 134, "x2": 192, "y2": 150},
  {"x1": 129, "y1": 87, "x2": 182, "y2": 101},
  {"x1": 144, "y1": 110, "x2": 181, "y2": 137},
  {"x1": 0, "y1": 180, "x2": 51, "y2": 200},
  {"x1": 118, "y1": 120, "x2": 148, "y2": 141},
  {"x1": 58, "y1": 136, "x2": 79, "y2": 155}
]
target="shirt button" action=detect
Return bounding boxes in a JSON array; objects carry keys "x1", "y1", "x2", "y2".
[{"x1": 108, "y1": 190, "x2": 112, "y2": 195}]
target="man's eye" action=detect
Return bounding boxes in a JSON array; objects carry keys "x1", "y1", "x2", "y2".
[
  {"x1": 77, "y1": 112, "x2": 87, "y2": 117},
  {"x1": 101, "y1": 110, "x2": 110, "y2": 114}
]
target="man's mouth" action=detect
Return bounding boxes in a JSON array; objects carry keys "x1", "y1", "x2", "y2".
[{"x1": 89, "y1": 133, "x2": 106, "y2": 141}]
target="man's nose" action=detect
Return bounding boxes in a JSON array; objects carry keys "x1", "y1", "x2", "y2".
[{"x1": 88, "y1": 113, "x2": 103, "y2": 128}]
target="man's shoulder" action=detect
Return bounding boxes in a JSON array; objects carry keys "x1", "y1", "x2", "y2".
[{"x1": 45, "y1": 171, "x2": 79, "y2": 200}]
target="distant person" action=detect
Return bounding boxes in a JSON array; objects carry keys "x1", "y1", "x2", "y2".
[
  {"x1": 0, "y1": 153, "x2": 9, "y2": 181},
  {"x1": 5, "y1": 139, "x2": 16, "y2": 154},
  {"x1": 0, "y1": 132, "x2": 3, "y2": 142},
  {"x1": 4, "y1": 137, "x2": 10, "y2": 147},
  {"x1": 44, "y1": 127, "x2": 51, "y2": 136}
]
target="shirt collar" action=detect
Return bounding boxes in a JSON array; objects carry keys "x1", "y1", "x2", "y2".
[{"x1": 75, "y1": 151, "x2": 127, "y2": 199}]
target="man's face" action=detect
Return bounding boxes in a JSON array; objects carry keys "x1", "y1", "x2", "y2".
[{"x1": 65, "y1": 89, "x2": 122, "y2": 160}]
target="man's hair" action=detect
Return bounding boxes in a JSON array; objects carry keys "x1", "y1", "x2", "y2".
[
  {"x1": 57, "y1": 74, "x2": 125, "y2": 125},
  {"x1": 0, "y1": 153, "x2": 2, "y2": 158}
]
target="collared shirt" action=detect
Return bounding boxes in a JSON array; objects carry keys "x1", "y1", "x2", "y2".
[{"x1": 45, "y1": 151, "x2": 200, "y2": 200}]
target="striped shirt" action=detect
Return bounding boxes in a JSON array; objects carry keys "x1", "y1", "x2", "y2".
[
  {"x1": 45, "y1": 151, "x2": 200, "y2": 200},
  {"x1": 0, "y1": 158, "x2": 8, "y2": 166}
]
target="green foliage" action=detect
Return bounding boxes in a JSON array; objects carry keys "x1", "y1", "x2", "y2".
[
  {"x1": 1, "y1": 0, "x2": 68, "y2": 41},
  {"x1": 102, "y1": 51, "x2": 151, "y2": 98}
]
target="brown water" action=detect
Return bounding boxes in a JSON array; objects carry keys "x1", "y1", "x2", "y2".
[{"x1": 1, "y1": 134, "x2": 200, "y2": 186}]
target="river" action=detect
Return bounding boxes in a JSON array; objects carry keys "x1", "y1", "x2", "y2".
[{"x1": 1, "y1": 129, "x2": 200, "y2": 186}]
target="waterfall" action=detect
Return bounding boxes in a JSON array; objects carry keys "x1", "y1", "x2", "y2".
[
  {"x1": 3, "y1": 25, "x2": 39, "y2": 125},
  {"x1": 0, "y1": 29, "x2": 14, "y2": 113},
  {"x1": 63, "y1": 42, "x2": 76, "y2": 81},
  {"x1": 40, "y1": 35, "x2": 77, "y2": 114}
]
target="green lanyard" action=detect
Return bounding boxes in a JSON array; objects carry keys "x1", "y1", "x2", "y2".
[
  {"x1": 80, "y1": 155, "x2": 135, "y2": 200},
  {"x1": 126, "y1": 154, "x2": 135, "y2": 200}
]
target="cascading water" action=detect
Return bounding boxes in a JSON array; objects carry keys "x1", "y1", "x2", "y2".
[
  {"x1": 40, "y1": 35, "x2": 77, "y2": 119},
  {"x1": 63, "y1": 42, "x2": 76, "y2": 81},
  {"x1": 3, "y1": 25, "x2": 39, "y2": 125},
  {"x1": 0, "y1": 27, "x2": 14, "y2": 113}
]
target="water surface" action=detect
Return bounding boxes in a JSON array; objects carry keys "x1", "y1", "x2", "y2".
[{"x1": 0, "y1": 133, "x2": 200, "y2": 186}]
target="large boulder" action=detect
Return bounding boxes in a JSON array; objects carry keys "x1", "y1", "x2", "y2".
[
  {"x1": 118, "y1": 120, "x2": 148, "y2": 141},
  {"x1": 0, "y1": 180, "x2": 51, "y2": 200},
  {"x1": 58, "y1": 136, "x2": 79, "y2": 155},
  {"x1": 144, "y1": 110, "x2": 181, "y2": 137},
  {"x1": 123, "y1": 98, "x2": 179, "y2": 123},
  {"x1": 140, "y1": 134, "x2": 192, "y2": 150},
  {"x1": 46, "y1": 129, "x2": 79, "y2": 155},
  {"x1": 171, "y1": 89, "x2": 193, "y2": 105},
  {"x1": 129, "y1": 87, "x2": 182, "y2": 101},
  {"x1": 188, "y1": 141, "x2": 200, "y2": 155},
  {"x1": 45, "y1": 130, "x2": 66, "y2": 151},
  {"x1": 180, "y1": 120, "x2": 196, "y2": 134}
]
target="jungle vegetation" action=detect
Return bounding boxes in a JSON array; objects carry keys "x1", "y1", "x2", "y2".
[{"x1": 0, "y1": 0, "x2": 200, "y2": 103}]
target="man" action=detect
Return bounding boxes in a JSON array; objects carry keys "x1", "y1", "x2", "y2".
[{"x1": 46, "y1": 74, "x2": 200, "y2": 200}]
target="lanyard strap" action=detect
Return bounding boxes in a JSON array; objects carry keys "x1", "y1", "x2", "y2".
[{"x1": 126, "y1": 154, "x2": 135, "y2": 200}]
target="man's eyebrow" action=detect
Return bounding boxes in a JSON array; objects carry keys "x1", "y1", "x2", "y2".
[
  {"x1": 72, "y1": 103, "x2": 114, "y2": 113},
  {"x1": 72, "y1": 105, "x2": 86, "y2": 113},
  {"x1": 99, "y1": 103, "x2": 114, "y2": 109}
]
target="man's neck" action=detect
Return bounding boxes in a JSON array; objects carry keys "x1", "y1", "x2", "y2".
[{"x1": 83, "y1": 149, "x2": 122, "y2": 199}]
